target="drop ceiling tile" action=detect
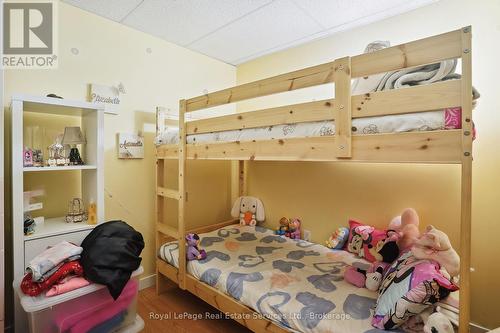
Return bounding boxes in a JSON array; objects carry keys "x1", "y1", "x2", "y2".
[
  {"x1": 293, "y1": 0, "x2": 436, "y2": 30},
  {"x1": 62, "y1": 0, "x2": 143, "y2": 22},
  {"x1": 190, "y1": 0, "x2": 323, "y2": 65},
  {"x1": 122, "y1": 0, "x2": 273, "y2": 46}
]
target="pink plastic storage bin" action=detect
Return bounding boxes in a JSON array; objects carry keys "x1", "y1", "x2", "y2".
[{"x1": 14, "y1": 266, "x2": 143, "y2": 333}]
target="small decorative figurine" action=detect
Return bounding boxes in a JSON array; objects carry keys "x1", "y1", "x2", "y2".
[
  {"x1": 325, "y1": 227, "x2": 350, "y2": 249},
  {"x1": 32, "y1": 149, "x2": 44, "y2": 167},
  {"x1": 23, "y1": 147, "x2": 33, "y2": 167},
  {"x1": 65, "y1": 198, "x2": 88, "y2": 223},
  {"x1": 24, "y1": 213, "x2": 36, "y2": 236},
  {"x1": 186, "y1": 233, "x2": 207, "y2": 260},
  {"x1": 48, "y1": 135, "x2": 68, "y2": 166},
  {"x1": 275, "y1": 217, "x2": 289, "y2": 235},
  {"x1": 286, "y1": 218, "x2": 302, "y2": 239}
]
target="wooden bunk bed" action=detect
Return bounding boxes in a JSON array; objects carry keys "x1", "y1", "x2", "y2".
[{"x1": 155, "y1": 27, "x2": 473, "y2": 333}]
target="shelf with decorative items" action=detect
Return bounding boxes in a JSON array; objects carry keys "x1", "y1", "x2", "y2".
[
  {"x1": 23, "y1": 165, "x2": 98, "y2": 172},
  {"x1": 10, "y1": 94, "x2": 105, "y2": 331}
]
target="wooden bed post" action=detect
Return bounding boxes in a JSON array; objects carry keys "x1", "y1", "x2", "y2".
[
  {"x1": 238, "y1": 160, "x2": 247, "y2": 196},
  {"x1": 459, "y1": 26, "x2": 473, "y2": 333},
  {"x1": 155, "y1": 158, "x2": 168, "y2": 295},
  {"x1": 334, "y1": 56, "x2": 352, "y2": 158},
  {"x1": 231, "y1": 160, "x2": 247, "y2": 202},
  {"x1": 178, "y1": 99, "x2": 187, "y2": 290}
]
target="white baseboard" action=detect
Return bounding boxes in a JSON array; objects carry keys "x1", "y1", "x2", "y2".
[
  {"x1": 139, "y1": 274, "x2": 156, "y2": 290},
  {"x1": 471, "y1": 322, "x2": 490, "y2": 333}
]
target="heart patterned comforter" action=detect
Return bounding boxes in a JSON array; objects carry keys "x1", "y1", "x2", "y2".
[{"x1": 159, "y1": 225, "x2": 387, "y2": 333}]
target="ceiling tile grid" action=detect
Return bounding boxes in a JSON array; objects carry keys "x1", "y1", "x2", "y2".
[
  {"x1": 122, "y1": 0, "x2": 274, "y2": 46},
  {"x1": 62, "y1": 0, "x2": 439, "y2": 65},
  {"x1": 188, "y1": 0, "x2": 324, "y2": 64},
  {"x1": 63, "y1": 0, "x2": 143, "y2": 22}
]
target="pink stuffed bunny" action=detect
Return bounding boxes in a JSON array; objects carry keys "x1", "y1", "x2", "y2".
[{"x1": 389, "y1": 208, "x2": 421, "y2": 252}]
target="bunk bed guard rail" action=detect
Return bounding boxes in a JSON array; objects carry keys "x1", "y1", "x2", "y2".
[{"x1": 172, "y1": 27, "x2": 469, "y2": 161}]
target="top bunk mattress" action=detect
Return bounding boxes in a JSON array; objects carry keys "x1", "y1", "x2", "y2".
[
  {"x1": 159, "y1": 224, "x2": 387, "y2": 333},
  {"x1": 155, "y1": 108, "x2": 463, "y2": 146}
]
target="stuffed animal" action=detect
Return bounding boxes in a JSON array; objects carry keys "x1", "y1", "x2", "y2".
[
  {"x1": 404, "y1": 306, "x2": 455, "y2": 333},
  {"x1": 325, "y1": 227, "x2": 349, "y2": 249},
  {"x1": 286, "y1": 218, "x2": 301, "y2": 239},
  {"x1": 412, "y1": 225, "x2": 460, "y2": 277},
  {"x1": 275, "y1": 217, "x2": 289, "y2": 235},
  {"x1": 421, "y1": 306, "x2": 454, "y2": 333},
  {"x1": 231, "y1": 196, "x2": 265, "y2": 226},
  {"x1": 186, "y1": 233, "x2": 207, "y2": 260},
  {"x1": 344, "y1": 230, "x2": 400, "y2": 291},
  {"x1": 390, "y1": 208, "x2": 421, "y2": 252}
]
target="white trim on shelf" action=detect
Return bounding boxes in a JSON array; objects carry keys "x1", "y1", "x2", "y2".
[
  {"x1": 24, "y1": 217, "x2": 96, "y2": 241},
  {"x1": 23, "y1": 165, "x2": 97, "y2": 172},
  {"x1": 11, "y1": 94, "x2": 103, "y2": 110}
]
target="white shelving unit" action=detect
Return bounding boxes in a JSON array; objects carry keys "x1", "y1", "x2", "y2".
[{"x1": 10, "y1": 94, "x2": 104, "y2": 332}]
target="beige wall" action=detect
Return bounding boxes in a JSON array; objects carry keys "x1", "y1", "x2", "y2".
[
  {"x1": 237, "y1": 0, "x2": 500, "y2": 329},
  {"x1": 3, "y1": 1, "x2": 235, "y2": 289}
]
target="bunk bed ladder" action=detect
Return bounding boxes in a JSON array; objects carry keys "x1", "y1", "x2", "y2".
[{"x1": 155, "y1": 101, "x2": 188, "y2": 292}]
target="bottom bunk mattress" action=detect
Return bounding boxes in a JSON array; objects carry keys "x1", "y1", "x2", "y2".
[
  {"x1": 155, "y1": 108, "x2": 463, "y2": 145},
  {"x1": 158, "y1": 225, "x2": 387, "y2": 333}
]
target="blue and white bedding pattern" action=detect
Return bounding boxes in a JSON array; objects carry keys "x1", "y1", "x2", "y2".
[{"x1": 158, "y1": 225, "x2": 387, "y2": 333}]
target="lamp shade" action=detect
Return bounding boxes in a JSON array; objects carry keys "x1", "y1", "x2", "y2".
[{"x1": 62, "y1": 127, "x2": 86, "y2": 145}]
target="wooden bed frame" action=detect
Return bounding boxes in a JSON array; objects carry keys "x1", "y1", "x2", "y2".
[{"x1": 155, "y1": 27, "x2": 473, "y2": 333}]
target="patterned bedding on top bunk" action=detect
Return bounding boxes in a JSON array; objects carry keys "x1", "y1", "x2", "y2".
[
  {"x1": 154, "y1": 108, "x2": 463, "y2": 146},
  {"x1": 159, "y1": 225, "x2": 399, "y2": 333}
]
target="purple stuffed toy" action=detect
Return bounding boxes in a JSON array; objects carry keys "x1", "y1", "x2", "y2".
[{"x1": 186, "y1": 233, "x2": 207, "y2": 260}]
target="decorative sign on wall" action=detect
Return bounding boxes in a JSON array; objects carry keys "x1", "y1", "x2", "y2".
[
  {"x1": 88, "y1": 84, "x2": 121, "y2": 115},
  {"x1": 118, "y1": 133, "x2": 144, "y2": 159}
]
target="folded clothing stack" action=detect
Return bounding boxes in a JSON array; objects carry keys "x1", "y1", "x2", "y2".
[{"x1": 21, "y1": 241, "x2": 90, "y2": 297}]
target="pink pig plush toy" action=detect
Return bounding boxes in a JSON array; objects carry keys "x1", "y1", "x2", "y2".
[{"x1": 412, "y1": 225, "x2": 460, "y2": 278}]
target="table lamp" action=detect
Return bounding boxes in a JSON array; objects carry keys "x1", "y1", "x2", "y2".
[{"x1": 62, "y1": 126, "x2": 86, "y2": 165}]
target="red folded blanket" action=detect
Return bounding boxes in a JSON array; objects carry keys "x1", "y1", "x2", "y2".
[{"x1": 21, "y1": 261, "x2": 84, "y2": 296}]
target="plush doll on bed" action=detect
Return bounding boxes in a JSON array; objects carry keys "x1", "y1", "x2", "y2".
[
  {"x1": 412, "y1": 225, "x2": 460, "y2": 278},
  {"x1": 403, "y1": 305, "x2": 455, "y2": 333},
  {"x1": 325, "y1": 227, "x2": 349, "y2": 249},
  {"x1": 344, "y1": 230, "x2": 400, "y2": 291},
  {"x1": 421, "y1": 306, "x2": 455, "y2": 333},
  {"x1": 285, "y1": 218, "x2": 301, "y2": 239},
  {"x1": 186, "y1": 233, "x2": 207, "y2": 260},
  {"x1": 275, "y1": 217, "x2": 289, "y2": 235},
  {"x1": 389, "y1": 208, "x2": 421, "y2": 252},
  {"x1": 231, "y1": 196, "x2": 265, "y2": 226}
]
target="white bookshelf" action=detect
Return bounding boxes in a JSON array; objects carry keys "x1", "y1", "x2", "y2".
[{"x1": 10, "y1": 94, "x2": 105, "y2": 332}]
